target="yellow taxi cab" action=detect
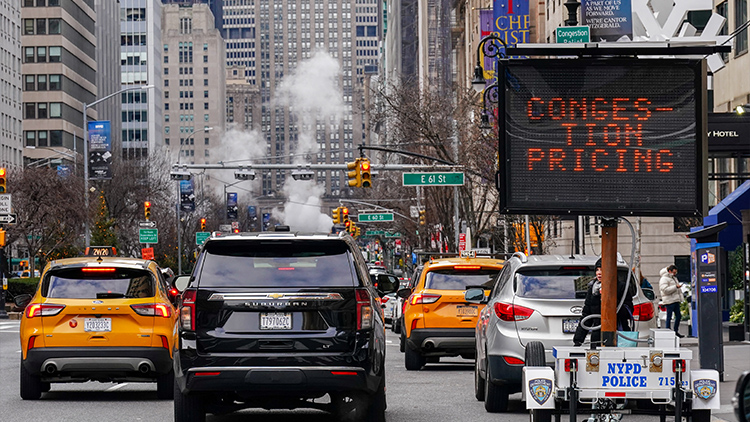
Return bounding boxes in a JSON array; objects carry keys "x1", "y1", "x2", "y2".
[
  {"x1": 16, "y1": 256, "x2": 179, "y2": 400},
  {"x1": 398, "y1": 251, "x2": 504, "y2": 370}
]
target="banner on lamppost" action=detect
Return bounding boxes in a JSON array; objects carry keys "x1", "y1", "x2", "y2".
[
  {"x1": 248, "y1": 206, "x2": 257, "y2": 230},
  {"x1": 226, "y1": 192, "x2": 238, "y2": 220},
  {"x1": 580, "y1": 0, "x2": 633, "y2": 41},
  {"x1": 492, "y1": 0, "x2": 530, "y2": 52},
  {"x1": 480, "y1": 10, "x2": 496, "y2": 83},
  {"x1": 262, "y1": 212, "x2": 271, "y2": 231},
  {"x1": 87, "y1": 121, "x2": 112, "y2": 180},
  {"x1": 179, "y1": 180, "x2": 195, "y2": 212}
]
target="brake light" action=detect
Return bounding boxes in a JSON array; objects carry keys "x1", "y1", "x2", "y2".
[
  {"x1": 493, "y1": 302, "x2": 534, "y2": 322},
  {"x1": 131, "y1": 303, "x2": 172, "y2": 318},
  {"x1": 564, "y1": 359, "x2": 578, "y2": 372},
  {"x1": 28, "y1": 336, "x2": 37, "y2": 350},
  {"x1": 503, "y1": 356, "x2": 525, "y2": 365},
  {"x1": 672, "y1": 359, "x2": 686, "y2": 373},
  {"x1": 409, "y1": 293, "x2": 441, "y2": 305},
  {"x1": 195, "y1": 372, "x2": 221, "y2": 376},
  {"x1": 633, "y1": 302, "x2": 655, "y2": 321},
  {"x1": 169, "y1": 288, "x2": 179, "y2": 297},
  {"x1": 160, "y1": 335, "x2": 169, "y2": 349},
  {"x1": 180, "y1": 289, "x2": 197, "y2": 331},
  {"x1": 331, "y1": 371, "x2": 358, "y2": 376},
  {"x1": 355, "y1": 288, "x2": 373, "y2": 330},
  {"x1": 25, "y1": 303, "x2": 65, "y2": 318},
  {"x1": 81, "y1": 268, "x2": 117, "y2": 273},
  {"x1": 277, "y1": 267, "x2": 295, "y2": 271},
  {"x1": 453, "y1": 265, "x2": 481, "y2": 270}
]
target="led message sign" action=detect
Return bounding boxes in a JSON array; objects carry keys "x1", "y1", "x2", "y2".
[{"x1": 498, "y1": 59, "x2": 707, "y2": 216}]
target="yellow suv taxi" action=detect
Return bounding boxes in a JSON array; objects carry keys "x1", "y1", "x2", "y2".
[
  {"x1": 398, "y1": 252, "x2": 504, "y2": 370},
  {"x1": 16, "y1": 256, "x2": 179, "y2": 400}
]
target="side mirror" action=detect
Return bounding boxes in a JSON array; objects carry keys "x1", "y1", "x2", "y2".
[
  {"x1": 735, "y1": 370, "x2": 750, "y2": 422},
  {"x1": 376, "y1": 274, "x2": 398, "y2": 295},
  {"x1": 464, "y1": 288, "x2": 485, "y2": 303},
  {"x1": 172, "y1": 275, "x2": 191, "y2": 293},
  {"x1": 14, "y1": 294, "x2": 32, "y2": 308},
  {"x1": 397, "y1": 288, "x2": 411, "y2": 300}
]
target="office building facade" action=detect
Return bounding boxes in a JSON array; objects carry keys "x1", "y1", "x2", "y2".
[{"x1": 0, "y1": 0, "x2": 23, "y2": 168}]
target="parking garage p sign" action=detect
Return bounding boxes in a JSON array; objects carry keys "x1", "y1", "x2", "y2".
[{"x1": 497, "y1": 58, "x2": 707, "y2": 217}]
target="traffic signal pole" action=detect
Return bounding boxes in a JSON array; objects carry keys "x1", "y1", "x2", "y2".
[{"x1": 600, "y1": 217, "x2": 619, "y2": 346}]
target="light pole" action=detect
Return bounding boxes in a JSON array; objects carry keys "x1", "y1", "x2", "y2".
[
  {"x1": 175, "y1": 127, "x2": 212, "y2": 274},
  {"x1": 83, "y1": 84, "x2": 153, "y2": 248}
]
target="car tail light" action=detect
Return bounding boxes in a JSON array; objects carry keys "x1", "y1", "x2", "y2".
[
  {"x1": 672, "y1": 359, "x2": 686, "y2": 373},
  {"x1": 633, "y1": 302, "x2": 655, "y2": 321},
  {"x1": 131, "y1": 303, "x2": 172, "y2": 318},
  {"x1": 453, "y1": 265, "x2": 481, "y2": 270},
  {"x1": 180, "y1": 289, "x2": 197, "y2": 331},
  {"x1": 355, "y1": 288, "x2": 373, "y2": 330},
  {"x1": 28, "y1": 335, "x2": 37, "y2": 350},
  {"x1": 81, "y1": 267, "x2": 117, "y2": 273},
  {"x1": 25, "y1": 303, "x2": 65, "y2": 318},
  {"x1": 409, "y1": 293, "x2": 441, "y2": 305},
  {"x1": 564, "y1": 359, "x2": 578, "y2": 372},
  {"x1": 493, "y1": 302, "x2": 534, "y2": 322},
  {"x1": 503, "y1": 356, "x2": 525, "y2": 365},
  {"x1": 160, "y1": 335, "x2": 169, "y2": 349}
]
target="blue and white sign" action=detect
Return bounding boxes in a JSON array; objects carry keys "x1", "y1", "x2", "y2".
[
  {"x1": 88, "y1": 121, "x2": 112, "y2": 179},
  {"x1": 226, "y1": 192, "x2": 238, "y2": 220},
  {"x1": 528, "y1": 378, "x2": 552, "y2": 405},
  {"x1": 180, "y1": 180, "x2": 195, "y2": 212},
  {"x1": 700, "y1": 286, "x2": 718, "y2": 293},
  {"x1": 693, "y1": 379, "x2": 718, "y2": 400}
]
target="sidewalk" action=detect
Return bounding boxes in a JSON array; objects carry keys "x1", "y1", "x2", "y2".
[{"x1": 678, "y1": 323, "x2": 748, "y2": 422}]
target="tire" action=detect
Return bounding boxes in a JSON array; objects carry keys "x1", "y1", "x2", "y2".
[
  {"x1": 530, "y1": 409, "x2": 552, "y2": 422},
  {"x1": 20, "y1": 359, "x2": 42, "y2": 400},
  {"x1": 156, "y1": 369, "x2": 174, "y2": 400},
  {"x1": 525, "y1": 341, "x2": 546, "y2": 366},
  {"x1": 392, "y1": 318, "x2": 401, "y2": 334},
  {"x1": 474, "y1": 361, "x2": 485, "y2": 401},
  {"x1": 399, "y1": 329, "x2": 405, "y2": 353},
  {"x1": 484, "y1": 362, "x2": 509, "y2": 412},
  {"x1": 365, "y1": 376, "x2": 386, "y2": 422},
  {"x1": 691, "y1": 409, "x2": 711, "y2": 422},
  {"x1": 173, "y1": 381, "x2": 205, "y2": 422},
  {"x1": 404, "y1": 345, "x2": 425, "y2": 370}
]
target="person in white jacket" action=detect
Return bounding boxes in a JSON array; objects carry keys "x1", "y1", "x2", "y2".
[{"x1": 659, "y1": 265, "x2": 684, "y2": 338}]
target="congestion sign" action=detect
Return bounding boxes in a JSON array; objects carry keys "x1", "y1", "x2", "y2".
[{"x1": 498, "y1": 58, "x2": 707, "y2": 216}]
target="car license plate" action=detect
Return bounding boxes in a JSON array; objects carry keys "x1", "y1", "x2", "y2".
[
  {"x1": 260, "y1": 313, "x2": 292, "y2": 330},
  {"x1": 563, "y1": 318, "x2": 580, "y2": 333},
  {"x1": 84, "y1": 318, "x2": 112, "y2": 332},
  {"x1": 457, "y1": 306, "x2": 478, "y2": 317}
]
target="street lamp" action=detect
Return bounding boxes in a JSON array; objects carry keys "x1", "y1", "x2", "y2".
[
  {"x1": 83, "y1": 84, "x2": 154, "y2": 248},
  {"x1": 472, "y1": 34, "x2": 507, "y2": 129},
  {"x1": 174, "y1": 126, "x2": 213, "y2": 274}
]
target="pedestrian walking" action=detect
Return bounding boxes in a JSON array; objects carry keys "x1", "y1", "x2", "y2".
[{"x1": 659, "y1": 264, "x2": 684, "y2": 338}]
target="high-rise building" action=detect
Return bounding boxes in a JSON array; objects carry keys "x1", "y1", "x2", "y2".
[
  {"x1": 162, "y1": 3, "x2": 225, "y2": 164},
  {"x1": 95, "y1": 0, "x2": 122, "y2": 154},
  {"x1": 120, "y1": 0, "x2": 163, "y2": 159},
  {"x1": 226, "y1": 65, "x2": 259, "y2": 131},
  {"x1": 161, "y1": 0, "x2": 223, "y2": 39},
  {"x1": 0, "y1": 0, "x2": 22, "y2": 168},
  {"x1": 22, "y1": 0, "x2": 98, "y2": 170}
]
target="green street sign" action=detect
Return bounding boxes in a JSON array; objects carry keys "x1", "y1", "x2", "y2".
[
  {"x1": 555, "y1": 26, "x2": 590, "y2": 43},
  {"x1": 402, "y1": 172, "x2": 464, "y2": 186},
  {"x1": 196, "y1": 231, "x2": 211, "y2": 245},
  {"x1": 358, "y1": 213, "x2": 394, "y2": 222},
  {"x1": 365, "y1": 230, "x2": 386, "y2": 236},
  {"x1": 139, "y1": 228, "x2": 158, "y2": 244},
  {"x1": 385, "y1": 232, "x2": 402, "y2": 238}
]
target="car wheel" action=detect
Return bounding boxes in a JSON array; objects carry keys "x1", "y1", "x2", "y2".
[
  {"x1": 173, "y1": 381, "x2": 205, "y2": 422},
  {"x1": 691, "y1": 409, "x2": 711, "y2": 422},
  {"x1": 392, "y1": 318, "x2": 401, "y2": 334},
  {"x1": 19, "y1": 359, "x2": 42, "y2": 400},
  {"x1": 404, "y1": 345, "x2": 425, "y2": 370},
  {"x1": 156, "y1": 369, "x2": 174, "y2": 400},
  {"x1": 474, "y1": 361, "x2": 485, "y2": 401},
  {"x1": 399, "y1": 329, "x2": 405, "y2": 353},
  {"x1": 365, "y1": 376, "x2": 386, "y2": 422},
  {"x1": 484, "y1": 362, "x2": 509, "y2": 412}
]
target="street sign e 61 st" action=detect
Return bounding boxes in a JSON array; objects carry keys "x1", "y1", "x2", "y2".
[
  {"x1": 403, "y1": 172, "x2": 464, "y2": 186},
  {"x1": 139, "y1": 228, "x2": 158, "y2": 244},
  {"x1": 358, "y1": 213, "x2": 394, "y2": 222}
]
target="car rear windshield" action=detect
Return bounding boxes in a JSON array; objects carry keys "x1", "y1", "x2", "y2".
[
  {"x1": 424, "y1": 269, "x2": 498, "y2": 290},
  {"x1": 515, "y1": 268, "x2": 634, "y2": 299},
  {"x1": 197, "y1": 239, "x2": 358, "y2": 287},
  {"x1": 42, "y1": 268, "x2": 155, "y2": 299}
]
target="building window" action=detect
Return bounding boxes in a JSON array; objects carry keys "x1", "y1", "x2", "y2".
[
  {"x1": 165, "y1": 103, "x2": 170, "y2": 110},
  {"x1": 37, "y1": 131, "x2": 48, "y2": 146},
  {"x1": 204, "y1": 43, "x2": 208, "y2": 51},
  {"x1": 204, "y1": 114, "x2": 209, "y2": 121},
  {"x1": 49, "y1": 103, "x2": 61, "y2": 118},
  {"x1": 165, "y1": 126, "x2": 170, "y2": 134},
  {"x1": 37, "y1": 103, "x2": 48, "y2": 119},
  {"x1": 49, "y1": 75, "x2": 61, "y2": 90},
  {"x1": 49, "y1": 46, "x2": 61, "y2": 62},
  {"x1": 48, "y1": 18, "x2": 61, "y2": 34},
  {"x1": 203, "y1": 55, "x2": 208, "y2": 63},
  {"x1": 204, "y1": 102, "x2": 209, "y2": 110},
  {"x1": 180, "y1": 17, "x2": 192, "y2": 34},
  {"x1": 25, "y1": 103, "x2": 35, "y2": 119},
  {"x1": 164, "y1": 55, "x2": 169, "y2": 64},
  {"x1": 24, "y1": 19, "x2": 34, "y2": 35},
  {"x1": 37, "y1": 75, "x2": 47, "y2": 90},
  {"x1": 25, "y1": 75, "x2": 35, "y2": 91},
  {"x1": 204, "y1": 137, "x2": 209, "y2": 145},
  {"x1": 164, "y1": 80, "x2": 169, "y2": 87},
  {"x1": 203, "y1": 67, "x2": 208, "y2": 74},
  {"x1": 25, "y1": 47, "x2": 34, "y2": 63},
  {"x1": 25, "y1": 131, "x2": 35, "y2": 146},
  {"x1": 736, "y1": 0, "x2": 748, "y2": 55},
  {"x1": 164, "y1": 68, "x2": 169, "y2": 75},
  {"x1": 36, "y1": 19, "x2": 46, "y2": 35},
  {"x1": 165, "y1": 114, "x2": 170, "y2": 122},
  {"x1": 37, "y1": 47, "x2": 47, "y2": 62},
  {"x1": 204, "y1": 79, "x2": 208, "y2": 86}
]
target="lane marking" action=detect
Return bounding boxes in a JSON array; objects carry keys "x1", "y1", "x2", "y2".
[{"x1": 106, "y1": 383, "x2": 129, "y2": 391}]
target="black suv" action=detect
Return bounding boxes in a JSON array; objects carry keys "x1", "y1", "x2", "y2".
[{"x1": 172, "y1": 229, "x2": 397, "y2": 422}]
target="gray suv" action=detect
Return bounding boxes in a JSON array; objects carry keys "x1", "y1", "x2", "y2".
[{"x1": 472, "y1": 253, "x2": 657, "y2": 412}]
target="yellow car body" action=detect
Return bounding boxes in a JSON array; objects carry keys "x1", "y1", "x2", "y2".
[
  {"x1": 401, "y1": 254, "x2": 504, "y2": 370},
  {"x1": 18, "y1": 257, "x2": 178, "y2": 400}
]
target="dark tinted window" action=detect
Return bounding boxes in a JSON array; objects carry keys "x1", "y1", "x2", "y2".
[
  {"x1": 424, "y1": 269, "x2": 498, "y2": 290},
  {"x1": 42, "y1": 268, "x2": 155, "y2": 299},
  {"x1": 515, "y1": 268, "x2": 635, "y2": 299},
  {"x1": 197, "y1": 240, "x2": 358, "y2": 287}
]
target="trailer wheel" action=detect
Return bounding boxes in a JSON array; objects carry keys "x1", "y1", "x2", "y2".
[
  {"x1": 525, "y1": 341, "x2": 545, "y2": 366},
  {"x1": 691, "y1": 409, "x2": 711, "y2": 422},
  {"x1": 529, "y1": 409, "x2": 552, "y2": 422}
]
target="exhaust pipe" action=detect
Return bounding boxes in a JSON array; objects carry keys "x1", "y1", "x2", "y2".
[
  {"x1": 423, "y1": 340, "x2": 435, "y2": 350},
  {"x1": 138, "y1": 363, "x2": 151, "y2": 374},
  {"x1": 45, "y1": 363, "x2": 57, "y2": 374}
]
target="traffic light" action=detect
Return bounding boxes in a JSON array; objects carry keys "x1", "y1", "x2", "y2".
[
  {"x1": 0, "y1": 229, "x2": 5, "y2": 247},
  {"x1": 419, "y1": 209, "x2": 426, "y2": 225},
  {"x1": 355, "y1": 226, "x2": 361, "y2": 237},
  {"x1": 0, "y1": 168, "x2": 6, "y2": 193},
  {"x1": 341, "y1": 207, "x2": 349, "y2": 224},
  {"x1": 200, "y1": 218, "x2": 206, "y2": 231},
  {"x1": 332, "y1": 207, "x2": 341, "y2": 224},
  {"x1": 360, "y1": 159, "x2": 371, "y2": 188},
  {"x1": 346, "y1": 159, "x2": 361, "y2": 187},
  {"x1": 144, "y1": 201, "x2": 152, "y2": 220},
  {"x1": 344, "y1": 219, "x2": 351, "y2": 232}
]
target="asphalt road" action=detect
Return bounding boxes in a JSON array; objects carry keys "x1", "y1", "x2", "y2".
[{"x1": 0, "y1": 320, "x2": 679, "y2": 422}]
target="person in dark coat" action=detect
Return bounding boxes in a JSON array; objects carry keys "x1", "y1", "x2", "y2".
[{"x1": 573, "y1": 259, "x2": 636, "y2": 346}]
